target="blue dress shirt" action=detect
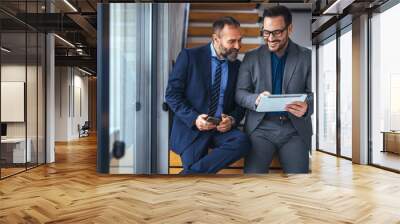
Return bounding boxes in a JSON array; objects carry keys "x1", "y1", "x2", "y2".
[{"x1": 267, "y1": 52, "x2": 288, "y2": 117}]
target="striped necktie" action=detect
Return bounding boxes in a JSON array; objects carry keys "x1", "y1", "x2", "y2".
[{"x1": 209, "y1": 58, "x2": 224, "y2": 117}]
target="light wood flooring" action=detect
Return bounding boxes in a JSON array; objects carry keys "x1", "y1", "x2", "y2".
[
  {"x1": 1, "y1": 135, "x2": 400, "y2": 223},
  {"x1": 372, "y1": 150, "x2": 400, "y2": 171},
  {"x1": 1, "y1": 167, "x2": 26, "y2": 178}
]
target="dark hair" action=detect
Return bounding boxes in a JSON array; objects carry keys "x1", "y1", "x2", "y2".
[
  {"x1": 263, "y1": 5, "x2": 292, "y2": 26},
  {"x1": 212, "y1": 16, "x2": 240, "y2": 34}
]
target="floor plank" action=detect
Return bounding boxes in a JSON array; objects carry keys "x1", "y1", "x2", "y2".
[{"x1": 1, "y1": 134, "x2": 400, "y2": 223}]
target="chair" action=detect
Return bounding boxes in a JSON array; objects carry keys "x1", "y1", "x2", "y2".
[{"x1": 78, "y1": 121, "x2": 90, "y2": 138}]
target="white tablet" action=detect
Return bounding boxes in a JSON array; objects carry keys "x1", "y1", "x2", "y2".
[{"x1": 256, "y1": 94, "x2": 307, "y2": 112}]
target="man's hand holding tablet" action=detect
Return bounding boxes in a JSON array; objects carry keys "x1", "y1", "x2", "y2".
[
  {"x1": 255, "y1": 93, "x2": 307, "y2": 116},
  {"x1": 255, "y1": 91, "x2": 271, "y2": 106},
  {"x1": 285, "y1": 101, "x2": 308, "y2": 117}
]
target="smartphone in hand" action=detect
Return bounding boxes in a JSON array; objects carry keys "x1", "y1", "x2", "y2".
[{"x1": 206, "y1": 116, "x2": 221, "y2": 125}]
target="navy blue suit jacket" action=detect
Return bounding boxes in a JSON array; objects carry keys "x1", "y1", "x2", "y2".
[{"x1": 165, "y1": 44, "x2": 245, "y2": 154}]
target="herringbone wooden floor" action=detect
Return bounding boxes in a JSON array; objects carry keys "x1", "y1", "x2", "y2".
[{"x1": 1, "y1": 135, "x2": 400, "y2": 223}]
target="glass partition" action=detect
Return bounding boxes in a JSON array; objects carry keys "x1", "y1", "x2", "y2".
[
  {"x1": 317, "y1": 36, "x2": 337, "y2": 155},
  {"x1": 339, "y1": 27, "x2": 352, "y2": 158},
  {"x1": 27, "y1": 31, "x2": 38, "y2": 169},
  {"x1": 371, "y1": 3, "x2": 400, "y2": 171},
  {"x1": 108, "y1": 3, "x2": 153, "y2": 174},
  {"x1": 0, "y1": 1, "x2": 46, "y2": 179},
  {"x1": 1, "y1": 30, "x2": 28, "y2": 177},
  {"x1": 37, "y1": 32, "x2": 45, "y2": 165}
]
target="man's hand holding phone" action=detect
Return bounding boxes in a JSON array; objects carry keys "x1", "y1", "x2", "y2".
[
  {"x1": 195, "y1": 114, "x2": 233, "y2": 132},
  {"x1": 195, "y1": 114, "x2": 216, "y2": 131},
  {"x1": 206, "y1": 116, "x2": 221, "y2": 125},
  {"x1": 216, "y1": 114, "x2": 233, "y2": 133}
]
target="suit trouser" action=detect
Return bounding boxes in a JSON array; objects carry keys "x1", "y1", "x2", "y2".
[
  {"x1": 244, "y1": 118, "x2": 309, "y2": 174},
  {"x1": 180, "y1": 129, "x2": 250, "y2": 174}
]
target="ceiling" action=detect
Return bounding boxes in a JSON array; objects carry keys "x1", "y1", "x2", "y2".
[
  {"x1": 0, "y1": 0, "x2": 393, "y2": 74},
  {"x1": 0, "y1": 0, "x2": 99, "y2": 74}
]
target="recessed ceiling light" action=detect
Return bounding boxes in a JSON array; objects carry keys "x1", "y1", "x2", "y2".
[
  {"x1": 323, "y1": 0, "x2": 355, "y2": 15},
  {"x1": 78, "y1": 67, "x2": 93, "y2": 76},
  {"x1": 54, "y1": 34, "x2": 75, "y2": 48},
  {"x1": 1, "y1": 47, "x2": 11, "y2": 53},
  {"x1": 63, "y1": 0, "x2": 78, "y2": 12}
]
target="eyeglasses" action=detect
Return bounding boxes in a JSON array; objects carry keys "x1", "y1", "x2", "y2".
[{"x1": 261, "y1": 26, "x2": 288, "y2": 38}]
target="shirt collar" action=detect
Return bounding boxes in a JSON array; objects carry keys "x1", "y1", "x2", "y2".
[
  {"x1": 272, "y1": 49, "x2": 288, "y2": 61},
  {"x1": 210, "y1": 42, "x2": 226, "y2": 61}
]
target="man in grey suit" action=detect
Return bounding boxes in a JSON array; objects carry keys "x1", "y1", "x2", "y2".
[{"x1": 235, "y1": 6, "x2": 313, "y2": 173}]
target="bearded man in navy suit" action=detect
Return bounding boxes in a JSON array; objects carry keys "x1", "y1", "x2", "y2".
[{"x1": 165, "y1": 17, "x2": 250, "y2": 174}]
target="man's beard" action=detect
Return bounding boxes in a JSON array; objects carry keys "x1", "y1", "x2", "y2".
[{"x1": 219, "y1": 45, "x2": 239, "y2": 62}]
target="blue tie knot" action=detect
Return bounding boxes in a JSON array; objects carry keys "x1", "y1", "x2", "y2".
[{"x1": 213, "y1": 57, "x2": 225, "y2": 65}]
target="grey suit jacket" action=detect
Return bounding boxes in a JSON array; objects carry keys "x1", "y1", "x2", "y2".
[{"x1": 235, "y1": 39, "x2": 313, "y2": 149}]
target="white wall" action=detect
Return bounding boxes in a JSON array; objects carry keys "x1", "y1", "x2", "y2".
[
  {"x1": 54, "y1": 67, "x2": 89, "y2": 141},
  {"x1": 55, "y1": 66, "x2": 68, "y2": 141},
  {"x1": 291, "y1": 12, "x2": 312, "y2": 49},
  {"x1": 1, "y1": 63, "x2": 46, "y2": 164},
  {"x1": 72, "y1": 73, "x2": 89, "y2": 138},
  {"x1": 1, "y1": 65, "x2": 39, "y2": 137},
  {"x1": 1, "y1": 65, "x2": 27, "y2": 141}
]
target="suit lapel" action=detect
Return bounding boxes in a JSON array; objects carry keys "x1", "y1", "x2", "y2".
[
  {"x1": 258, "y1": 45, "x2": 272, "y2": 92},
  {"x1": 282, "y1": 40, "x2": 299, "y2": 93},
  {"x1": 200, "y1": 44, "x2": 212, "y2": 96}
]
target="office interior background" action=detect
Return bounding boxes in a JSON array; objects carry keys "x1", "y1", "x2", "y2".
[{"x1": 1, "y1": 0, "x2": 400, "y2": 222}]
